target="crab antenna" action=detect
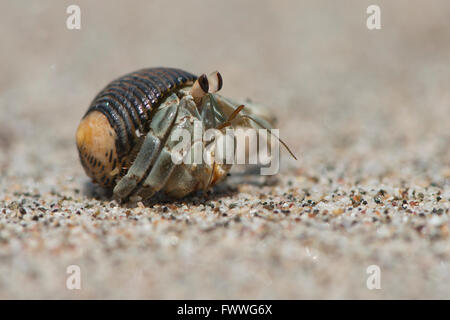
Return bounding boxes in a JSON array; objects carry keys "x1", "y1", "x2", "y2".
[
  {"x1": 240, "y1": 114, "x2": 298, "y2": 160},
  {"x1": 191, "y1": 74, "x2": 209, "y2": 104},
  {"x1": 216, "y1": 105, "x2": 245, "y2": 130},
  {"x1": 207, "y1": 71, "x2": 223, "y2": 93}
]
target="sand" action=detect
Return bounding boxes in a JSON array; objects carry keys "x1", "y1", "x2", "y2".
[{"x1": 0, "y1": 0, "x2": 449, "y2": 299}]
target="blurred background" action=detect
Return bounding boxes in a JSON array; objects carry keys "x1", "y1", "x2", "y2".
[
  {"x1": 1, "y1": 0, "x2": 449, "y2": 180},
  {"x1": 0, "y1": 0, "x2": 449, "y2": 299}
]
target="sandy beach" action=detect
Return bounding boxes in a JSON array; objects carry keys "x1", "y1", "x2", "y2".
[{"x1": 0, "y1": 0, "x2": 449, "y2": 299}]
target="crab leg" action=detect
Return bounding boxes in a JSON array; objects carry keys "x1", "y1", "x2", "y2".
[
  {"x1": 113, "y1": 94, "x2": 180, "y2": 200},
  {"x1": 133, "y1": 98, "x2": 199, "y2": 199}
]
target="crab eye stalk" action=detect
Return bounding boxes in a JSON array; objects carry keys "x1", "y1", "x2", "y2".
[
  {"x1": 191, "y1": 73, "x2": 209, "y2": 104},
  {"x1": 207, "y1": 71, "x2": 223, "y2": 93}
]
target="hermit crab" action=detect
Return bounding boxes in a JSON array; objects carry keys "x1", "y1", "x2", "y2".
[{"x1": 76, "y1": 67, "x2": 295, "y2": 201}]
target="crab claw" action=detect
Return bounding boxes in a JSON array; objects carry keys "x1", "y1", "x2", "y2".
[
  {"x1": 207, "y1": 71, "x2": 223, "y2": 93},
  {"x1": 191, "y1": 74, "x2": 209, "y2": 104}
]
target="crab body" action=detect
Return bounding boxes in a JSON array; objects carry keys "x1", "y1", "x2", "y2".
[{"x1": 76, "y1": 67, "x2": 276, "y2": 201}]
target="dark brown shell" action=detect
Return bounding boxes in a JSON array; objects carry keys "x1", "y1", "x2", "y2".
[
  {"x1": 86, "y1": 67, "x2": 197, "y2": 157},
  {"x1": 77, "y1": 67, "x2": 197, "y2": 187}
]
